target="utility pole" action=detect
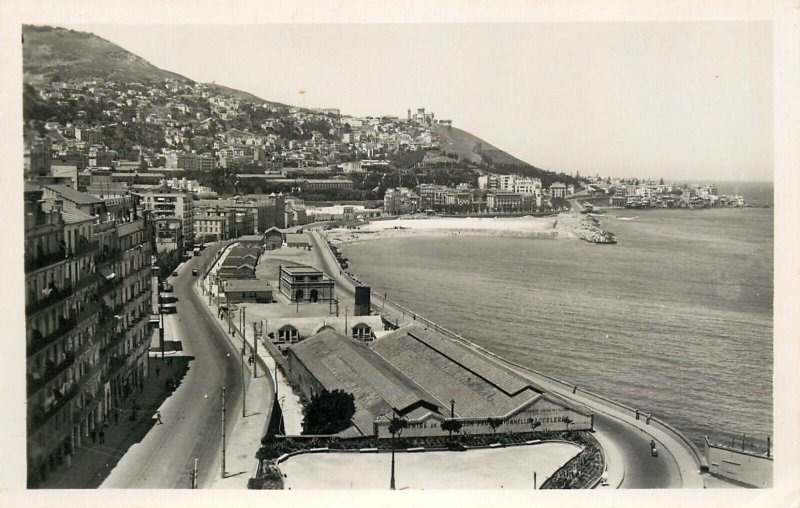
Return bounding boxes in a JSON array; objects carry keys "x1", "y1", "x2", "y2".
[
  {"x1": 221, "y1": 387, "x2": 226, "y2": 479},
  {"x1": 533, "y1": 471, "x2": 537, "y2": 490},
  {"x1": 192, "y1": 458, "x2": 198, "y2": 489},
  {"x1": 159, "y1": 309, "x2": 165, "y2": 361},
  {"x1": 390, "y1": 408, "x2": 396, "y2": 490},
  {"x1": 253, "y1": 321, "x2": 258, "y2": 378}
]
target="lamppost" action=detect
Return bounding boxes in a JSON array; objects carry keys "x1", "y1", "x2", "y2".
[{"x1": 450, "y1": 399, "x2": 455, "y2": 418}]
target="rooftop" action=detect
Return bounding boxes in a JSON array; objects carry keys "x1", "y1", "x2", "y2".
[
  {"x1": 290, "y1": 329, "x2": 441, "y2": 436},
  {"x1": 44, "y1": 184, "x2": 103, "y2": 205},
  {"x1": 60, "y1": 207, "x2": 95, "y2": 224},
  {"x1": 281, "y1": 264, "x2": 322, "y2": 275},
  {"x1": 223, "y1": 279, "x2": 272, "y2": 292}
]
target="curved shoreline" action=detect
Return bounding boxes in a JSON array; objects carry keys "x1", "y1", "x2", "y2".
[{"x1": 325, "y1": 213, "x2": 617, "y2": 246}]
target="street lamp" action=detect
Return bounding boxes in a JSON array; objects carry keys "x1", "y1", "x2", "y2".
[{"x1": 383, "y1": 408, "x2": 407, "y2": 491}]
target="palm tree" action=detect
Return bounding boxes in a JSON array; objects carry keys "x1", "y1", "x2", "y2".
[
  {"x1": 562, "y1": 416, "x2": 573, "y2": 433},
  {"x1": 388, "y1": 413, "x2": 407, "y2": 490},
  {"x1": 441, "y1": 419, "x2": 462, "y2": 439},
  {"x1": 488, "y1": 418, "x2": 502, "y2": 435},
  {"x1": 528, "y1": 418, "x2": 542, "y2": 433}
]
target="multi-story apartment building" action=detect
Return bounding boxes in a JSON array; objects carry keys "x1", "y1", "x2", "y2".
[
  {"x1": 25, "y1": 185, "x2": 153, "y2": 487},
  {"x1": 383, "y1": 187, "x2": 414, "y2": 215},
  {"x1": 136, "y1": 190, "x2": 194, "y2": 246},
  {"x1": 484, "y1": 191, "x2": 537, "y2": 212},
  {"x1": 477, "y1": 175, "x2": 499, "y2": 190},
  {"x1": 177, "y1": 153, "x2": 216, "y2": 172},
  {"x1": 417, "y1": 184, "x2": 449, "y2": 211},
  {"x1": 194, "y1": 200, "x2": 259, "y2": 239},
  {"x1": 194, "y1": 213, "x2": 230, "y2": 242},
  {"x1": 550, "y1": 182, "x2": 567, "y2": 199}
]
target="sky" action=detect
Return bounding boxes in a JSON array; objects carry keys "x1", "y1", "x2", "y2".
[{"x1": 70, "y1": 22, "x2": 773, "y2": 182}]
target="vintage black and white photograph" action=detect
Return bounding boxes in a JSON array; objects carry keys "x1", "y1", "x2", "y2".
[{"x1": 4, "y1": 1, "x2": 799, "y2": 506}]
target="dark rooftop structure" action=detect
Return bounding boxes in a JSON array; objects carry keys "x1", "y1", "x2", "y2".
[{"x1": 286, "y1": 324, "x2": 593, "y2": 438}]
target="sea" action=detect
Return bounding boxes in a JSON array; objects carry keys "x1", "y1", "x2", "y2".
[{"x1": 341, "y1": 182, "x2": 773, "y2": 450}]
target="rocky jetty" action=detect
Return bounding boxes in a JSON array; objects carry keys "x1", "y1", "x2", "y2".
[{"x1": 575, "y1": 216, "x2": 617, "y2": 244}]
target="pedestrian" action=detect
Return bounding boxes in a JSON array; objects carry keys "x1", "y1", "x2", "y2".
[
  {"x1": 635, "y1": 408, "x2": 640, "y2": 420},
  {"x1": 99, "y1": 428, "x2": 105, "y2": 444},
  {"x1": 156, "y1": 411, "x2": 163, "y2": 425},
  {"x1": 114, "y1": 410, "x2": 120, "y2": 426},
  {"x1": 91, "y1": 429, "x2": 97, "y2": 445},
  {"x1": 156, "y1": 366, "x2": 160, "y2": 378}
]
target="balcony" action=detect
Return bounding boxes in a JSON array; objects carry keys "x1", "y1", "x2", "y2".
[
  {"x1": 28, "y1": 383, "x2": 79, "y2": 432},
  {"x1": 96, "y1": 246, "x2": 121, "y2": 266},
  {"x1": 67, "y1": 236, "x2": 99, "y2": 258},
  {"x1": 75, "y1": 302, "x2": 101, "y2": 325},
  {"x1": 27, "y1": 352, "x2": 76, "y2": 395},
  {"x1": 27, "y1": 317, "x2": 76, "y2": 356},
  {"x1": 101, "y1": 355, "x2": 127, "y2": 384},
  {"x1": 100, "y1": 332, "x2": 126, "y2": 357},
  {"x1": 25, "y1": 248, "x2": 67, "y2": 273},
  {"x1": 26, "y1": 284, "x2": 72, "y2": 315}
]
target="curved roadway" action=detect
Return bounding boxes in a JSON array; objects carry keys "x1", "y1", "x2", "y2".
[
  {"x1": 306, "y1": 230, "x2": 690, "y2": 489},
  {"x1": 101, "y1": 245, "x2": 247, "y2": 488}
]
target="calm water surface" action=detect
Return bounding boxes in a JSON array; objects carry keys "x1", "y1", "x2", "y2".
[{"x1": 342, "y1": 207, "x2": 773, "y2": 448}]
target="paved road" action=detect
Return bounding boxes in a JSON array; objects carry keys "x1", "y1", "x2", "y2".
[
  {"x1": 307, "y1": 230, "x2": 688, "y2": 488},
  {"x1": 102, "y1": 247, "x2": 246, "y2": 488},
  {"x1": 593, "y1": 413, "x2": 680, "y2": 488}
]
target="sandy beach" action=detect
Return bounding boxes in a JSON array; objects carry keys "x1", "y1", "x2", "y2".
[{"x1": 322, "y1": 214, "x2": 589, "y2": 246}]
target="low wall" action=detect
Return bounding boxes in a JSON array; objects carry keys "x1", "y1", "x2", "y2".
[{"x1": 704, "y1": 437, "x2": 772, "y2": 488}]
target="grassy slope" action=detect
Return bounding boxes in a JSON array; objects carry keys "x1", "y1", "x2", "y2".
[
  {"x1": 431, "y1": 123, "x2": 532, "y2": 167},
  {"x1": 23, "y1": 25, "x2": 190, "y2": 84}
]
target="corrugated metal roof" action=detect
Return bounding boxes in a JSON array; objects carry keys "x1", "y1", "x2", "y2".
[
  {"x1": 60, "y1": 207, "x2": 94, "y2": 224},
  {"x1": 290, "y1": 330, "x2": 441, "y2": 435},
  {"x1": 370, "y1": 325, "x2": 542, "y2": 418},
  {"x1": 223, "y1": 279, "x2": 272, "y2": 291},
  {"x1": 45, "y1": 184, "x2": 103, "y2": 205}
]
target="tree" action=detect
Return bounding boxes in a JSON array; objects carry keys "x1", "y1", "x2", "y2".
[
  {"x1": 440, "y1": 419, "x2": 462, "y2": 438},
  {"x1": 528, "y1": 418, "x2": 542, "y2": 433},
  {"x1": 562, "y1": 416, "x2": 574, "y2": 433},
  {"x1": 301, "y1": 389, "x2": 355, "y2": 435},
  {"x1": 388, "y1": 415, "x2": 408, "y2": 437},
  {"x1": 487, "y1": 418, "x2": 503, "y2": 435}
]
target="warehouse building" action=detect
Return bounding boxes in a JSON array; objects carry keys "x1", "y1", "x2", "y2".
[{"x1": 286, "y1": 324, "x2": 593, "y2": 438}]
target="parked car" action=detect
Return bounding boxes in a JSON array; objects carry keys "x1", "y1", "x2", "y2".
[{"x1": 192, "y1": 269, "x2": 199, "y2": 276}]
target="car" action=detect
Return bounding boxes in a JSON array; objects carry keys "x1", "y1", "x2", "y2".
[{"x1": 192, "y1": 269, "x2": 199, "y2": 276}]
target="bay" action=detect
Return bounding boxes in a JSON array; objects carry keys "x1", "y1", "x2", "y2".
[{"x1": 341, "y1": 206, "x2": 773, "y2": 449}]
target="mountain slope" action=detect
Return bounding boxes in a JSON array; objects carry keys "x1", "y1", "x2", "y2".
[
  {"x1": 432, "y1": 124, "x2": 532, "y2": 167},
  {"x1": 23, "y1": 25, "x2": 191, "y2": 84}
]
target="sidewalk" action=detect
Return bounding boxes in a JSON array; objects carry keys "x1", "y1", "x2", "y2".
[
  {"x1": 195, "y1": 243, "x2": 274, "y2": 488},
  {"x1": 39, "y1": 351, "x2": 190, "y2": 489}
]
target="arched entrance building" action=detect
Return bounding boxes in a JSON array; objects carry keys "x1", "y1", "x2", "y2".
[{"x1": 278, "y1": 264, "x2": 335, "y2": 303}]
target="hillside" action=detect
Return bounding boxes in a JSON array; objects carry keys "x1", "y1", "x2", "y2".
[
  {"x1": 432, "y1": 124, "x2": 579, "y2": 186},
  {"x1": 432, "y1": 124, "x2": 531, "y2": 167},
  {"x1": 22, "y1": 25, "x2": 191, "y2": 84}
]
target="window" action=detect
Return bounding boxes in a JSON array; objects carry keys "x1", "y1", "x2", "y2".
[
  {"x1": 278, "y1": 325, "x2": 298, "y2": 343},
  {"x1": 352, "y1": 324, "x2": 372, "y2": 341}
]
